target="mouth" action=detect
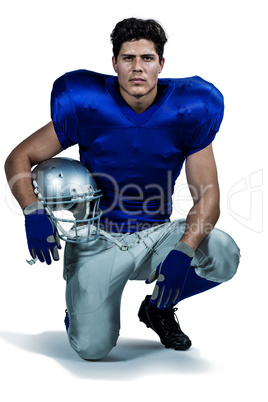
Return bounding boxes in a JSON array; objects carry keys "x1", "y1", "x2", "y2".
[{"x1": 130, "y1": 77, "x2": 145, "y2": 84}]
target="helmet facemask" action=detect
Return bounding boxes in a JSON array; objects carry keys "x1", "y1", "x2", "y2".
[{"x1": 32, "y1": 158, "x2": 102, "y2": 243}]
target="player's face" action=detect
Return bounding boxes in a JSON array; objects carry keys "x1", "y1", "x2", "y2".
[{"x1": 112, "y1": 39, "x2": 165, "y2": 110}]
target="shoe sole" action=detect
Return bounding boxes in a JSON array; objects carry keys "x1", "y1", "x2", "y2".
[{"x1": 164, "y1": 343, "x2": 191, "y2": 351}]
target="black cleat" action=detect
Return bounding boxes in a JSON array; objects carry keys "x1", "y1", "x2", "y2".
[{"x1": 138, "y1": 295, "x2": 192, "y2": 351}]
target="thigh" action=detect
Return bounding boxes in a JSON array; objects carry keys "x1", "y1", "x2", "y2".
[
  {"x1": 129, "y1": 219, "x2": 186, "y2": 280},
  {"x1": 129, "y1": 220, "x2": 240, "y2": 283},
  {"x1": 64, "y1": 236, "x2": 135, "y2": 314},
  {"x1": 64, "y1": 236, "x2": 135, "y2": 360}
]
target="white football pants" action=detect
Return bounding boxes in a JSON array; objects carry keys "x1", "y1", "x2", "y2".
[{"x1": 63, "y1": 219, "x2": 240, "y2": 360}]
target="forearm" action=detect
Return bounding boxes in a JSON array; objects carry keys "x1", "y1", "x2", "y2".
[
  {"x1": 5, "y1": 122, "x2": 63, "y2": 210},
  {"x1": 5, "y1": 150, "x2": 38, "y2": 210},
  {"x1": 179, "y1": 192, "x2": 220, "y2": 251}
]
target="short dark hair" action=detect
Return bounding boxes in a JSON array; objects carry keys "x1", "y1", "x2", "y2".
[{"x1": 110, "y1": 18, "x2": 168, "y2": 62}]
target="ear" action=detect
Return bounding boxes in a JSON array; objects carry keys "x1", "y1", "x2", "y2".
[
  {"x1": 159, "y1": 57, "x2": 165, "y2": 74},
  {"x1": 112, "y1": 56, "x2": 117, "y2": 73}
]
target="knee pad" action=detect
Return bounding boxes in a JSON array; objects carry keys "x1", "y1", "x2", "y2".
[
  {"x1": 194, "y1": 229, "x2": 240, "y2": 283},
  {"x1": 69, "y1": 330, "x2": 119, "y2": 361},
  {"x1": 66, "y1": 310, "x2": 120, "y2": 361}
]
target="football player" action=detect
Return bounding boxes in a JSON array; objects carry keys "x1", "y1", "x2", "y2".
[{"x1": 5, "y1": 18, "x2": 240, "y2": 360}]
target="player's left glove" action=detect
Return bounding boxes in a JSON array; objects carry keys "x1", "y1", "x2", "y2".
[{"x1": 146, "y1": 242, "x2": 195, "y2": 309}]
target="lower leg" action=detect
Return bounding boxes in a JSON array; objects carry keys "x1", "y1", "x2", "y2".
[
  {"x1": 139, "y1": 272, "x2": 220, "y2": 351},
  {"x1": 177, "y1": 267, "x2": 220, "y2": 302}
]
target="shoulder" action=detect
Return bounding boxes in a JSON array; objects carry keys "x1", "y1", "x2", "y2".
[
  {"x1": 160, "y1": 76, "x2": 223, "y2": 127},
  {"x1": 168, "y1": 75, "x2": 223, "y2": 106},
  {"x1": 51, "y1": 69, "x2": 112, "y2": 101}
]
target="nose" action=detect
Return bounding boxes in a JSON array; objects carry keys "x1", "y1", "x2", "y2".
[{"x1": 133, "y1": 57, "x2": 143, "y2": 72}]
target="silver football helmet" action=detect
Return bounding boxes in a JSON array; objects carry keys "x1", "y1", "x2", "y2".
[{"x1": 31, "y1": 157, "x2": 102, "y2": 243}]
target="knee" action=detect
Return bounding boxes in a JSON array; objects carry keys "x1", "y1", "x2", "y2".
[
  {"x1": 211, "y1": 229, "x2": 241, "y2": 282},
  {"x1": 76, "y1": 342, "x2": 115, "y2": 361},
  {"x1": 69, "y1": 332, "x2": 118, "y2": 361},
  {"x1": 195, "y1": 229, "x2": 241, "y2": 283}
]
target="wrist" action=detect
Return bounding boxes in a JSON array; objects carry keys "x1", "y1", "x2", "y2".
[
  {"x1": 174, "y1": 241, "x2": 195, "y2": 258},
  {"x1": 23, "y1": 201, "x2": 44, "y2": 215},
  {"x1": 19, "y1": 193, "x2": 40, "y2": 211}
]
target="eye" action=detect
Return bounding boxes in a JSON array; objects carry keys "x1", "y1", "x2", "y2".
[{"x1": 142, "y1": 56, "x2": 154, "y2": 61}]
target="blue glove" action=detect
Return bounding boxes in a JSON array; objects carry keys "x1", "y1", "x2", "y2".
[
  {"x1": 146, "y1": 242, "x2": 195, "y2": 309},
  {"x1": 24, "y1": 201, "x2": 61, "y2": 265}
]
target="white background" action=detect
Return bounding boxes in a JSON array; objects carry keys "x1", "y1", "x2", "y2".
[{"x1": 1, "y1": 0, "x2": 267, "y2": 400}]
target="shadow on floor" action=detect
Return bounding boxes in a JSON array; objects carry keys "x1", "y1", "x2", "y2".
[{"x1": 0, "y1": 331, "x2": 221, "y2": 379}]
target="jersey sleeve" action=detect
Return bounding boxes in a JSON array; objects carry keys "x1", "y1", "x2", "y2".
[
  {"x1": 185, "y1": 85, "x2": 224, "y2": 157},
  {"x1": 50, "y1": 74, "x2": 78, "y2": 149}
]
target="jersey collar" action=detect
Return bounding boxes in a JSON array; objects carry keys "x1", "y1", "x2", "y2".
[{"x1": 105, "y1": 76, "x2": 174, "y2": 125}]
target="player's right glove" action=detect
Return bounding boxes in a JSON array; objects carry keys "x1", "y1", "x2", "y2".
[
  {"x1": 24, "y1": 201, "x2": 61, "y2": 265},
  {"x1": 146, "y1": 242, "x2": 195, "y2": 309}
]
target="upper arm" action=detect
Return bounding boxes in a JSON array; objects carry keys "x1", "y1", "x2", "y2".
[
  {"x1": 10, "y1": 121, "x2": 63, "y2": 167},
  {"x1": 185, "y1": 143, "x2": 220, "y2": 204}
]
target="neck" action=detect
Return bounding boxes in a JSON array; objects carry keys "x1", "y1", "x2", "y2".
[{"x1": 119, "y1": 86, "x2": 158, "y2": 114}]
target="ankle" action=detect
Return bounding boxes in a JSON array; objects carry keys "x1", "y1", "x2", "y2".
[{"x1": 147, "y1": 295, "x2": 174, "y2": 311}]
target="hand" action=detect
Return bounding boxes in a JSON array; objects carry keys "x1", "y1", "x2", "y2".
[
  {"x1": 146, "y1": 242, "x2": 195, "y2": 309},
  {"x1": 24, "y1": 201, "x2": 61, "y2": 265}
]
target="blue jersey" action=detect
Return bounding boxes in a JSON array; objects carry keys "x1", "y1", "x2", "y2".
[{"x1": 51, "y1": 70, "x2": 224, "y2": 233}]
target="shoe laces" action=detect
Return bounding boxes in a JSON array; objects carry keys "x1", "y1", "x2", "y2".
[{"x1": 160, "y1": 306, "x2": 181, "y2": 332}]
